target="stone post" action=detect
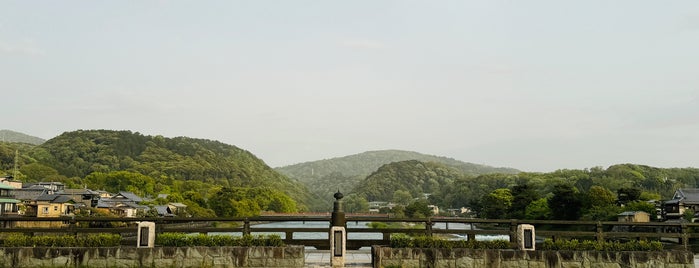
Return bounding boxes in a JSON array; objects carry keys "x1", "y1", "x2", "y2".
[
  {"x1": 137, "y1": 221, "x2": 155, "y2": 248},
  {"x1": 330, "y1": 191, "x2": 346, "y2": 268},
  {"x1": 516, "y1": 224, "x2": 535, "y2": 251}
]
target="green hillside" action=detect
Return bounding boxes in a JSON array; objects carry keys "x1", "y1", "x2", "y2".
[
  {"x1": 275, "y1": 150, "x2": 518, "y2": 207},
  {"x1": 2, "y1": 129, "x2": 317, "y2": 213},
  {"x1": 0, "y1": 129, "x2": 46, "y2": 145},
  {"x1": 351, "y1": 160, "x2": 464, "y2": 201}
]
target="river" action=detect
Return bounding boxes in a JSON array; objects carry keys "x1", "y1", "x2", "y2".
[{"x1": 213, "y1": 221, "x2": 509, "y2": 241}]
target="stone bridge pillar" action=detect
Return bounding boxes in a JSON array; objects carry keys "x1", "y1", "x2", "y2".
[{"x1": 330, "y1": 191, "x2": 346, "y2": 267}]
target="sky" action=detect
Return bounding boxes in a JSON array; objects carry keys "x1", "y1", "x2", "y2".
[{"x1": 2, "y1": 1, "x2": 698, "y2": 172}]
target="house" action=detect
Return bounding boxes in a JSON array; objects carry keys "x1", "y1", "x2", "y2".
[
  {"x1": 25, "y1": 194, "x2": 76, "y2": 218},
  {"x1": 23, "y1": 182, "x2": 65, "y2": 192},
  {"x1": 95, "y1": 191, "x2": 146, "y2": 217},
  {"x1": 153, "y1": 205, "x2": 174, "y2": 217},
  {"x1": 0, "y1": 176, "x2": 22, "y2": 189},
  {"x1": 428, "y1": 205, "x2": 440, "y2": 215},
  {"x1": 0, "y1": 182, "x2": 20, "y2": 216},
  {"x1": 58, "y1": 189, "x2": 102, "y2": 208},
  {"x1": 618, "y1": 211, "x2": 650, "y2": 223},
  {"x1": 14, "y1": 185, "x2": 53, "y2": 200},
  {"x1": 167, "y1": 202, "x2": 188, "y2": 216},
  {"x1": 663, "y1": 188, "x2": 699, "y2": 220}
]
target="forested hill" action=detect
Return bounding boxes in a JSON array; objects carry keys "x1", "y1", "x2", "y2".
[
  {"x1": 0, "y1": 129, "x2": 45, "y2": 145},
  {"x1": 351, "y1": 160, "x2": 464, "y2": 202},
  {"x1": 275, "y1": 150, "x2": 518, "y2": 204},
  {"x1": 28, "y1": 130, "x2": 314, "y2": 211}
]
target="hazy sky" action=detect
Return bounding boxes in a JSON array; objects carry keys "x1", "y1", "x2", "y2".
[{"x1": 2, "y1": 1, "x2": 698, "y2": 172}]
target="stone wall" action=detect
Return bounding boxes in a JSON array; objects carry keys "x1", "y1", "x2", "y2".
[
  {"x1": 372, "y1": 246, "x2": 695, "y2": 268},
  {"x1": 0, "y1": 246, "x2": 304, "y2": 268}
]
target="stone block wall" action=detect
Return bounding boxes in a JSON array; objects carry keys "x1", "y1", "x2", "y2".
[
  {"x1": 372, "y1": 246, "x2": 695, "y2": 268},
  {"x1": 0, "y1": 246, "x2": 304, "y2": 268}
]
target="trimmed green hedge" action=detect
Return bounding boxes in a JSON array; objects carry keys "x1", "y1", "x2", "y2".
[
  {"x1": 541, "y1": 239, "x2": 663, "y2": 251},
  {"x1": 390, "y1": 234, "x2": 511, "y2": 249},
  {"x1": 3, "y1": 233, "x2": 121, "y2": 247},
  {"x1": 155, "y1": 233, "x2": 284, "y2": 247}
]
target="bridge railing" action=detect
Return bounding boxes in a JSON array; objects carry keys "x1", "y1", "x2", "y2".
[{"x1": 0, "y1": 216, "x2": 697, "y2": 250}]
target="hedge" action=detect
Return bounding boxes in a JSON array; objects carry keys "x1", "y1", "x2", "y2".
[
  {"x1": 155, "y1": 233, "x2": 284, "y2": 247},
  {"x1": 390, "y1": 234, "x2": 512, "y2": 249},
  {"x1": 3, "y1": 233, "x2": 121, "y2": 247},
  {"x1": 541, "y1": 238, "x2": 663, "y2": 251}
]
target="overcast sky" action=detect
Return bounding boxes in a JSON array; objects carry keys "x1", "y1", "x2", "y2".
[{"x1": 2, "y1": 1, "x2": 698, "y2": 172}]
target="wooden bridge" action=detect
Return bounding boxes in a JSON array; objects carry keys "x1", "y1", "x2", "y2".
[{"x1": 1, "y1": 216, "x2": 697, "y2": 251}]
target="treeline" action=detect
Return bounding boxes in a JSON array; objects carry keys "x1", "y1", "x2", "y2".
[
  {"x1": 345, "y1": 160, "x2": 699, "y2": 221},
  {"x1": 0, "y1": 130, "x2": 315, "y2": 215},
  {"x1": 276, "y1": 149, "x2": 519, "y2": 208}
]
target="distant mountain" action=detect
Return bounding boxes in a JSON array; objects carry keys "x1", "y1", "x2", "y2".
[
  {"x1": 31, "y1": 130, "x2": 314, "y2": 211},
  {"x1": 352, "y1": 160, "x2": 464, "y2": 201},
  {"x1": 275, "y1": 150, "x2": 519, "y2": 205},
  {"x1": 0, "y1": 129, "x2": 45, "y2": 145}
]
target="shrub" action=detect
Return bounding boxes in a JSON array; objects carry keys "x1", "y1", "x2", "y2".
[
  {"x1": 2, "y1": 233, "x2": 121, "y2": 247},
  {"x1": 389, "y1": 235, "x2": 512, "y2": 249},
  {"x1": 541, "y1": 239, "x2": 663, "y2": 251},
  {"x1": 155, "y1": 233, "x2": 285, "y2": 247}
]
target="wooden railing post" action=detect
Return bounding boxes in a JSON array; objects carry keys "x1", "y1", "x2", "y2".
[
  {"x1": 681, "y1": 223, "x2": 689, "y2": 250},
  {"x1": 509, "y1": 219, "x2": 518, "y2": 243},
  {"x1": 595, "y1": 221, "x2": 604, "y2": 243},
  {"x1": 243, "y1": 218, "x2": 251, "y2": 235},
  {"x1": 426, "y1": 218, "x2": 433, "y2": 237}
]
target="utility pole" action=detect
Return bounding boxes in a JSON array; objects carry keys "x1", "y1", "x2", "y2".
[{"x1": 13, "y1": 149, "x2": 19, "y2": 179}]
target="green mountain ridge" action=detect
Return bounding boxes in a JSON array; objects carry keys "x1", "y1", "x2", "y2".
[
  {"x1": 0, "y1": 129, "x2": 46, "y2": 145},
  {"x1": 1, "y1": 129, "x2": 316, "y2": 212},
  {"x1": 275, "y1": 149, "x2": 519, "y2": 206},
  {"x1": 352, "y1": 160, "x2": 464, "y2": 201}
]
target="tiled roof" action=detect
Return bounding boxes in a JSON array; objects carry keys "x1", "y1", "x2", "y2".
[
  {"x1": 116, "y1": 191, "x2": 143, "y2": 202},
  {"x1": 676, "y1": 188, "x2": 699, "y2": 204},
  {"x1": 35, "y1": 194, "x2": 75, "y2": 203}
]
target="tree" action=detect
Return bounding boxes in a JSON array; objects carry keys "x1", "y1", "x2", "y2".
[
  {"x1": 19, "y1": 163, "x2": 59, "y2": 182},
  {"x1": 405, "y1": 199, "x2": 432, "y2": 218},
  {"x1": 479, "y1": 188, "x2": 513, "y2": 219},
  {"x1": 392, "y1": 190, "x2": 413, "y2": 206},
  {"x1": 548, "y1": 184, "x2": 583, "y2": 220},
  {"x1": 344, "y1": 194, "x2": 369, "y2": 213},
  {"x1": 509, "y1": 184, "x2": 539, "y2": 219},
  {"x1": 525, "y1": 198, "x2": 551, "y2": 220},
  {"x1": 617, "y1": 188, "x2": 642, "y2": 205},
  {"x1": 585, "y1": 186, "x2": 616, "y2": 208}
]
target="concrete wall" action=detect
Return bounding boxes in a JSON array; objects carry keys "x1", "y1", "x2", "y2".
[
  {"x1": 372, "y1": 246, "x2": 695, "y2": 268},
  {"x1": 0, "y1": 246, "x2": 304, "y2": 268}
]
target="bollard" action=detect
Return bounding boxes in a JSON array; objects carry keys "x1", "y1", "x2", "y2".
[
  {"x1": 517, "y1": 224, "x2": 535, "y2": 251},
  {"x1": 137, "y1": 221, "x2": 155, "y2": 248},
  {"x1": 330, "y1": 191, "x2": 346, "y2": 268}
]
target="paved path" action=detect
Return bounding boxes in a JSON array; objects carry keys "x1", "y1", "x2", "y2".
[{"x1": 305, "y1": 249, "x2": 372, "y2": 268}]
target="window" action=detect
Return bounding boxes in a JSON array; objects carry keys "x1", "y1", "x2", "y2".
[
  {"x1": 54, "y1": 206, "x2": 58, "y2": 211},
  {"x1": 42, "y1": 207, "x2": 49, "y2": 214}
]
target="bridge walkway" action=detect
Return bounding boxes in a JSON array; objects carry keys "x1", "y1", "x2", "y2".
[{"x1": 305, "y1": 249, "x2": 372, "y2": 268}]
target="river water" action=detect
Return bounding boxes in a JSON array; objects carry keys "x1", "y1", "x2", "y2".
[{"x1": 214, "y1": 221, "x2": 509, "y2": 241}]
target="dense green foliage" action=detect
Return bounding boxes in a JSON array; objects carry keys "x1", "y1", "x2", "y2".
[
  {"x1": 208, "y1": 187, "x2": 297, "y2": 217},
  {"x1": 3, "y1": 233, "x2": 121, "y2": 247},
  {"x1": 541, "y1": 239, "x2": 663, "y2": 251},
  {"x1": 276, "y1": 150, "x2": 519, "y2": 208},
  {"x1": 390, "y1": 234, "x2": 511, "y2": 249},
  {"x1": 352, "y1": 160, "x2": 463, "y2": 201},
  {"x1": 0, "y1": 129, "x2": 46, "y2": 145},
  {"x1": 155, "y1": 233, "x2": 284, "y2": 247},
  {"x1": 1, "y1": 130, "x2": 312, "y2": 215},
  {"x1": 346, "y1": 161, "x2": 699, "y2": 221},
  {"x1": 5, "y1": 129, "x2": 699, "y2": 221}
]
